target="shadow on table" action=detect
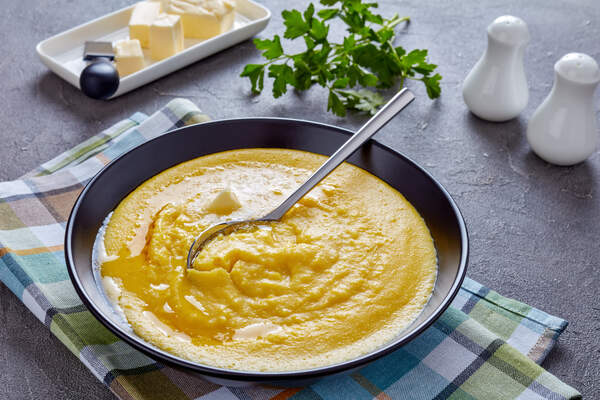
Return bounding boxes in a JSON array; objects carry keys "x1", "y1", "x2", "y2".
[
  {"x1": 464, "y1": 111, "x2": 598, "y2": 214},
  {"x1": 35, "y1": 70, "x2": 158, "y2": 123}
]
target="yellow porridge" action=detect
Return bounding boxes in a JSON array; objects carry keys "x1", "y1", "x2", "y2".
[{"x1": 100, "y1": 148, "x2": 437, "y2": 371}]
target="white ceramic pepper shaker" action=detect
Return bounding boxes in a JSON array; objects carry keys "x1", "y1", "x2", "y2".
[
  {"x1": 462, "y1": 16, "x2": 530, "y2": 121},
  {"x1": 527, "y1": 53, "x2": 600, "y2": 166}
]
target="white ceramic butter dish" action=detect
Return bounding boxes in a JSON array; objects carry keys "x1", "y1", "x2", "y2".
[{"x1": 36, "y1": 0, "x2": 271, "y2": 99}]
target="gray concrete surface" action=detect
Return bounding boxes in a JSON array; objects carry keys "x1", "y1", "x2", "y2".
[{"x1": 0, "y1": 0, "x2": 598, "y2": 398}]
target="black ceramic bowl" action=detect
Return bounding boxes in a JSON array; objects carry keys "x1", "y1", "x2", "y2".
[{"x1": 65, "y1": 118, "x2": 468, "y2": 387}]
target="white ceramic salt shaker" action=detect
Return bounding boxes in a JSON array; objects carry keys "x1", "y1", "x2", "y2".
[
  {"x1": 462, "y1": 16, "x2": 530, "y2": 121},
  {"x1": 527, "y1": 53, "x2": 600, "y2": 166}
]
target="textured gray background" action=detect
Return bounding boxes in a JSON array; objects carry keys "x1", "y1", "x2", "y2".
[{"x1": 0, "y1": 0, "x2": 598, "y2": 399}]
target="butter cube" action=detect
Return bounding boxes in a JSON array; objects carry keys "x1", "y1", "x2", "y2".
[
  {"x1": 146, "y1": 0, "x2": 169, "y2": 12},
  {"x1": 206, "y1": 188, "x2": 241, "y2": 214},
  {"x1": 114, "y1": 39, "x2": 145, "y2": 77},
  {"x1": 149, "y1": 13, "x2": 184, "y2": 60},
  {"x1": 129, "y1": 1, "x2": 161, "y2": 48},
  {"x1": 166, "y1": 0, "x2": 235, "y2": 39}
]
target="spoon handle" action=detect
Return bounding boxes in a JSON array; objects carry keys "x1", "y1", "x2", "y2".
[{"x1": 263, "y1": 88, "x2": 415, "y2": 221}]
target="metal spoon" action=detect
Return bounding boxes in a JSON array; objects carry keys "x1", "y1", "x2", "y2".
[{"x1": 186, "y1": 88, "x2": 415, "y2": 269}]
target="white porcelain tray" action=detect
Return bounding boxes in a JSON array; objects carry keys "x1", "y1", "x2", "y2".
[{"x1": 36, "y1": 0, "x2": 271, "y2": 99}]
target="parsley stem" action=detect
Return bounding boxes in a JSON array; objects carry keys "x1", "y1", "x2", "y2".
[{"x1": 386, "y1": 15, "x2": 410, "y2": 30}]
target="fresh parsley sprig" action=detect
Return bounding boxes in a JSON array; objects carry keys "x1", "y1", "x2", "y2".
[{"x1": 241, "y1": 0, "x2": 442, "y2": 117}]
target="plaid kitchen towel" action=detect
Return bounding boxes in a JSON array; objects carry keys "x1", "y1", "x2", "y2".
[{"x1": 0, "y1": 98, "x2": 581, "y2": 400}]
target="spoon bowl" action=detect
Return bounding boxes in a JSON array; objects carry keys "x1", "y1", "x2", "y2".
[{"x1": 187, "y1": 219, "x2": 274, "y2": 268}]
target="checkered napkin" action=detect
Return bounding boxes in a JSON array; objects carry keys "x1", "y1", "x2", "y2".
[{"x1": 0, "y1": 99, "x2": 581, "y2": 400}]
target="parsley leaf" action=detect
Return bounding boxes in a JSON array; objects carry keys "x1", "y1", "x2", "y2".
[
  {"x1": 327, "y1": 90, "x2": 346, "y2": 116},
  {"x1": 337, "y1": 89, "x2": 385, "y2": 115},
  {"x1": 282, "y1": 10, "x2": 309, "y2": 39},
  {"x1": 253, "y1": 36, "x2": 284, "y2": 59},
  {"x1": 318, "y1": 8, "x2": 338, "y2": 20},
  {"x1": 268, "y1": 64, "x2": 295, "y2": 98},
  {"x1": 240, "y1": 64, "x2": 265, "y2": 93},
  {"x1": 422, "y1": 73, "x2": 442, "y2": 99},
  {"x1": 241, "y1": 0, "x2": 442, "y2": 116}
]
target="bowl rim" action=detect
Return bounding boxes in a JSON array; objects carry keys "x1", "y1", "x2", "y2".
[{"x1": 65, "y1": 117, "x2": 468, "y2": 381}]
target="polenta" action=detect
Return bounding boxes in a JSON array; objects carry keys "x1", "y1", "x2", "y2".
[{"x1": 100, "y1": 148, "x2": 437, "y2": 371}]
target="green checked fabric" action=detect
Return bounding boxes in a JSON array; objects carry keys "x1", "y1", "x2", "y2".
[{"x1": 0, "y1": 98, "x2": 581, "y2": 400}]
